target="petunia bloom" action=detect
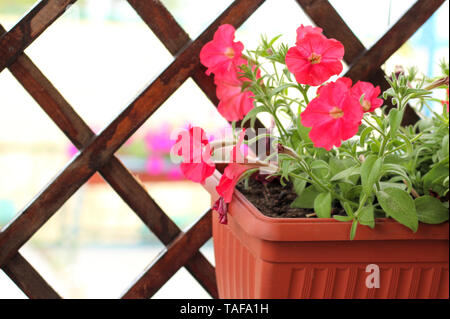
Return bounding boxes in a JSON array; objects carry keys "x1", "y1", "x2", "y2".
[
  {"x1": 286, "y1": 31, "x2": 344, "y2": 87},
  {"x1": 213, "y1": 197, "x2": 228, "y2": 224},
  {"x1": 301, "y1": 79, "x2": 364, "y2": 150},
  {"x1": 214, "y1": 65, "x2": 256, "y2": 122},
  {"x1": 296, "y1": 24, "x2": 324, "y2": 44},
  {"x1": 317, "y1": 76, "x2": 352, "y2": 96},
  {"x1": 200, "y1": 24, "x2": 245, "y2": 76},
  {"x1": 214, "y1": 130, "x2": 256, "y2": 224},
  {"x1": 175, "y1": 127, "x2": 216, "y2": 184},
  {"x1": 351, "y1": 81, "x2": 384, "y2": 112},
  {"x1": 216, "y1": 164, "x2": 251, "y2": 205}
]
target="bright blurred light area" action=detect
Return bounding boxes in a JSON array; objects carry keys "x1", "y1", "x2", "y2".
[{"x1": 0, "y1": 0, "x2": 449, "y2": 299}]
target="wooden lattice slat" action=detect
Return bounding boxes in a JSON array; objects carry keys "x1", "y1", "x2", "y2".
[
  {"x1": 2, "y1": 253, "x2": 61, "y2": 299},
  {"x1": 0, "y1": 0, "x2": 443, "y2": 299}
]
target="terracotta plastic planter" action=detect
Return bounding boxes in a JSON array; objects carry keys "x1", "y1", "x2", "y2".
[{"x1": 204, "y1": 172, "x2": 449, "y2": 299}]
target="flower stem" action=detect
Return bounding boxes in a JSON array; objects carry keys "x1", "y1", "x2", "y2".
[{"x1": 362, "y1": 117, "x2": 385, "y2": 137}]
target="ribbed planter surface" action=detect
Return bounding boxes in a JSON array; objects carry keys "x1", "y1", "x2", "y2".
[{"x1": 204, "y1": 173, "x2": 449, "y2": 299}]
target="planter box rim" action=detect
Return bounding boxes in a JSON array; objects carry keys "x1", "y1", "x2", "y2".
[{"x1": 204, "y1": 172, "x2": 449, "y2": 242}]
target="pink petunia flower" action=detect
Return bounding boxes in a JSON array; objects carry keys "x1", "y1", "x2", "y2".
[
  {"x1": 213, "y1": 197, "x2": 228, "y2": 225},
  {"x1": 216, "y1": 164, "x2": 251, "y2": 205},
  {"x1": 286, "y1": 31, "x2": 344, "y2": 87},
  {"x1": 301, "y1": 79, "x2": 364, "y2": 150},
  {"x1": 214, "y1": 65, "x2": 256, "y2": 122},
  {"x1": 200, "y1": 24, "x2": 245, "y2": 76},
  {"x1": 213, "y1": 130, "x2": 255, "y2": 224},
  {"x1": 317, "y1": 76, "x2": 352, "y2": 96},
  {"x1": 175, "y1": 127, "x2": 216, "y2": 184},
  {"x1": 351, "y1": 81, "x2": 384, "y2": 112},
  {"x1": 296, "y1": 24, "x2": 324, "y2": 44}
]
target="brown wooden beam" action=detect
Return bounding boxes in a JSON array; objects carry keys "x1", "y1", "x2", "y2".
[{"x1": 2, "y1": 253, "x2": 61, "y2": 299}]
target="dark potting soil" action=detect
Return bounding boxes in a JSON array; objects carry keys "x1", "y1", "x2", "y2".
[{"x1": 236, "y1": 176, "x2": 314, "y2": 218}]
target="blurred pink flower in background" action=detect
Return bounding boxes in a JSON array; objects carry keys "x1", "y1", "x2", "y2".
[{"x1": 145, "y1": 156, "x2": 165, "y2": 175}]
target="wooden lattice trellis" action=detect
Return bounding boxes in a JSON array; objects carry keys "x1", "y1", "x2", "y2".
[{"x1": 0, "y1": 0, "x2": 445, "y2": 299}]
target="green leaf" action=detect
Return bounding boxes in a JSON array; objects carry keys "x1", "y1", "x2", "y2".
[
  {"x1": 329, "y1": 158, "x2": 355, "y2": 176},
  {"x1": 415, "y1": 196, "x2": 449, "y2": 224},
  {"x1": 376, "y1": 188, "x2": 418, "y2": 232},
  {"x1": 370, "y1": 140, "x2": 381, "y2": 153},
  {"x1": 338, "y1": 182, "x2": 352, "y2": 195},
  {"x1": 280, "y1": 158, "x2": 299, "y2": 182},
  {"x1": 331, "y1": 166, "x2": 361, "y2": 182},
  {"x1": 388, "y1": 108, "x2": 404, "y2": 138},
  {"x1": 398, "y1": 133, "x2": 413, "y2": 154},
  {"x1": 379, "y1": 182, "x2": 407, "y2": 191},
  {"x1": 360, "y1": 126, "x2": 374, "y2": 147},
  {"x1": 291, "y1": 186, "x2": 320, "y2": 209},
  {"x1": 311, "y1": 160, "x2": 330, "y2": 179},
  {"x1": 361, "y1": 155, "x2": 383, "y2": 195},
  {"x1": 241, "y1": 106, "x2": 268, "y2": 129},
  {"x1": 381, "y1": 164, "x2": 410, "y2": 183},
  {"x1": 270, "y1": 83, "x2": 298, "y2": 96},
  {"x1": 292, "y1": 175, "x2": 307, "y2": 196},
  {"x1": 334, "y1": 215, "x2": 354, "y2": 222},
  {"x1": 314, "y1": 192, "x2": 332, "y2": 218},
  {"x1": 350, "y1": 219, "x2": 359, "y2": 240},
  {"x1": 358, "y1": 206, "x2": 375, "y2": 229},
  {"x1": 341, "y1": 201, "x2": 355, "y2": 217},
  {"x1": 423, "y1": 163, "x2": 449, "y2": 195},
  {"x1": 345, "y1": 185, "x2": 363, "y2": 201},
  {"x1": 442, "y1": 135, "x2": 449, "y2": 155},
  {"x1": 297, "y1": 120, "x2": 312, "y2": 144}
]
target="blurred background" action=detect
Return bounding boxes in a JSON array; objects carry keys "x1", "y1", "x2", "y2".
[{"x1": 0, "y1": 0, "x2": 448, "y2": 298}]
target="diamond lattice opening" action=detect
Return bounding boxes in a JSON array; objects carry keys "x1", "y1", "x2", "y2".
[
  {"x1": 0, "y1": 69, "x2": 69, "y2": 229},
  {"x1": 0, "y1": 269, "x2": 28, "y2": 299},
  {"x1": 159, "y1": 0, "x2": 234, "y2": 40},
  {"x1": 329, "y1": 0, "x2": 416, "y2": 49},
  {"x1": 237, "y1": 0, "x2": 314, "y2": 48},
  {"x1": 153, "y1": 267, "x2": 212, "y2": 299}
]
